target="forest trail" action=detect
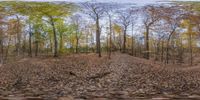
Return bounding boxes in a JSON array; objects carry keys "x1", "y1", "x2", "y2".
[{"x1": 0, "y1": 53, "x2": 200, "y2": 100}]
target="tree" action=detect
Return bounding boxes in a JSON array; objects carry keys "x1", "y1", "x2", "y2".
[
  {"x1": 116, "y1": 9, "x2": 132, "y2": 53},
  {"x1": 150, "y1": 23, "x2": 168, "y2": 62},
  {"x1": 181, "y1": 16, "x2": 197, "y2": 65},
  {"x1": 0, "y1": 4, "x2": 7, "y2": 63},
  {"x1": 113, "y1": 23, "x2": 123, "y2": 51},
  {"x1": 104, "y1": 3, "x2": 118, "y2": 59},
  {"x1": 142, "y1": 5, "x2": 161, "y2": 59},
  {"x1": 70, "y1": 14, "x2": 83, "y2": 53},
  {"x1": 0, "y1": 31, "x2": 3, "y2": 64},
  {"x1": 55, "y1": 18, "x2": 68, "y2": 54},
  {"x1": 8, "y1": 2, "x2": 75, "y2": 57},
  {"x1": 82, "y1": 2, "x2": 106, "y2": 57},
  {"x1": 15, "y1": 15, "x2": 22, "y2": 57},
  {"x1": 161, "y1": 6, "x2": 183, "y2": 64},
  {"x1": 130, "y1": 9, "x2": 138, "y2": 56},
  {"x1": 28, "y1": 22, "x2": 33, "y2": 57}
]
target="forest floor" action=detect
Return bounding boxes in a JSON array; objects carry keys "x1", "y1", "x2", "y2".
[{"x1": 0, "y1": 53, "x2": 200, "y2": 100}]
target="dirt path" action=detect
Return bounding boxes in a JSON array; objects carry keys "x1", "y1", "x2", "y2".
[{"x1": 108, "y1": 54, "x2": 130, "y2": 82}]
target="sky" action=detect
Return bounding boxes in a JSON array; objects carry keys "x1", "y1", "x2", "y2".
[
  {"x1": 61, "y1": 0, "x2": 200, "y2": 3},
  {"x1": 4, "y1": 0, "x2": 196, "y2": 6},
  {"x1": 3, "y1": 0, "x2": 200, "y2": 3},
  {"x1": 0, "y1": 0, "x2": 198, "y2": 6}
]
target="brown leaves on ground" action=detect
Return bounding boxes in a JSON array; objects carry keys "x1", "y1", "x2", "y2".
[{"x1": 0, "y1": 53, "x2": 200, "y2": 100}]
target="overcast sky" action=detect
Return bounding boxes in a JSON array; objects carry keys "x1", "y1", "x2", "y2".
[
  {"x1": 10, "y1": 0, "x2": 200, "y2": 2},
  {"x1": 9, "y1": 0, "x2": 198, "y2": 6},
  {"x1": 62, "y1": 0, "x2": 200, "y2": 2}
]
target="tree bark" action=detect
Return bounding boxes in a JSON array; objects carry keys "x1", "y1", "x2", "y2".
[
  {"x1": 16, "y1": 15, "x2": 21, "y2": 57},
  {"x1": 123, "y1": 27, "x2": 127, "y2": 53},
  {"x1": 131, "y1": 23, "x2": 134, "y2": 56},
  {"x1": 0, "y1": 35, "x2": 3, "y2": 64},
  {"x1": 76, "y1": 38, "x2": 79, "y2": 53},
  {"x1": 96, "y1": 16, "x2": 101, "y2": 57},
  {"x1": 5, "y1": 36, "x2": 11, "y2": 62},
  {"x1": 75, "y1": 32, "x2": 79, "y2": 54},
  {"x1": 59, "y1": 32, "x2": 64, "y2": 54},
  {"x1": 50, "y1": 17, "x2": 58, "y2": 57},
  {"x1": 28, "y1": 24, "x2": 32, "y2": 57},
  {"x1": 161, "y1": 40, "x2": 164, "y2": 62},
  {"x1": 155, "y1": 42, "x2": 160, "y2": 61},
  {"x1": 166, "y1": 33, "x2": 173, "y2": 64},
  {"x1": 145, "y1": 26, "x2": 150, "y2": 59},
  {"x1": 189, "y1": 34, "x2": 193, "y2": 65},
  {"x1": 109, "y1": 15, "x2": 112, "y2": 59},
  {"x1": 35, "y1": 40, "x2": 39, "y2": 57}
]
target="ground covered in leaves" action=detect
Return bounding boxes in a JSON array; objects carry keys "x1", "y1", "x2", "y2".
[{"x1": 0, "y1": 53, "x2": 200, "y2": 100}]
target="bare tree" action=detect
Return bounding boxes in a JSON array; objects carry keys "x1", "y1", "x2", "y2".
[
  {"x1": 130, "y1": 8, "x2": 139, "y2": 56},
  {"x1": 161, "y1": 6, "x2": 183, "y2": 64},
  {"x1": 28, "y1": 22, "x2": 32, "y2": 57},
  {"x1": 142, "y1": 5, "x2": 161, "y2": 59},
  {"x1": 116, "y1": 9, "x2": 132, "y2": 53},
  {"x1": 82, "y1": 2, "x2": 106, "y2": 57},
  {"x1": 104, "y1": 3, "x2": 119, "y2": 59},
  {"x1": 71, "y1": 14, "x2": 83, "y2": 53},
  {"x1": 16, "y1": 15, "x2": 22, "y2": 57}
]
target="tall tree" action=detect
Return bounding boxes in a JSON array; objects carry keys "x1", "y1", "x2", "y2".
[
  {"x1": 161, "y1": 6, "x2": 183, "y2": 64},
  {"x1": 28, "y1": 22, "x2": 33, "y2": 57},
  {"x1": 181, "y1": 16, "x2": 197, "y2": 65},
  {"x1": 142, "y1": 5, "x2": 161, "y2": 59},
  {"x1": 130, "y1": 9, "x2": 138, "y2": 56},
  {"x1": 104, "y1": 3, "x2": 118, "y2": 58},
  {"x1": 116, "y1": 9, "x2": 132, "y2": 53},
  {"x1": 71, "y1": 14, "x2": 83, "y2": 53},
  {"x1": 82, "y1": 2, "x2": 106, "y2": 57},
  {"x1": 9, "y1": 2, "x2": 75, "y2": 57}
]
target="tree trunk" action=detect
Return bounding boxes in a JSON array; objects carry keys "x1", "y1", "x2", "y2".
[
  {"x1": 22, "y1": 37, "x2": 26, "y2": 58},
  {"x1": 50, "y1": 17, "x2": 58, "y2": 57},
  {"x1": 178, "y1": 38, "x2": 184, "y2": 64},
  {"x1": 35, "y1": 41, "x2": 39, "y2": 57},
  {"x1": 166, "y1": 33, "x2": 173, "y2": 64},
  {"x1": 28, "y1": 24, "x2": 32, "y2": 57},
  {"x1": 59, "y1": 32, "x2": 64, "y2": 54},
  {"x1": 145, "y1": 26, "x2": 150, "y2": 59},
  {"x1": 75, "y1": 32, "x2": 79, "y2": 54},
  {"x1": 189, "y1": 34, "x2": 193, "y2": 65},
  {"x1": 96, "y1": 16, "x2": 101, "y2": 57},
  {"x1": 155, "y1": 42, "x2": 160, "y2": 61},
  {"x1": 86, "y1": 29, "x2": 89, "y2": 54},
  {"x1": 16, "y1": 15, "x2": 21, "y2": 57},
  {"x1": 0, "y1": 36, "x2": 3, "y2": 64},
  {"x1": 166, "y1": 40, "x2": 170, "y2": 64},
  {"x1": 76, "y1": 38, "x2": 79, "y2": 53},
  {"x1": 109, "y1": 15, "x2": 112, "y2": 59},
  {"x1": 123, "y1": 27, "x2": 127, "y2": 53},
  {"x1": 113, "y1": 28, "x2": 116, "y2": 43},
  {"x1": 131, "y1": 23, "x2": 134, "y2": 56},
  {"x1": 5, "y1": 36, "x2": 11, "y2": 62},
  {"x1": 161, "y1": 40, "x2": 164, "y2": 62},
  {"x1": 50, "y1": 38, "x2": 53, "y2": 54}
]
